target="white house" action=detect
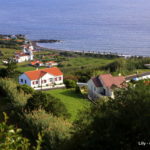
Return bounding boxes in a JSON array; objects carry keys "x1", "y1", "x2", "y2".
[
  {"x1": 19, "y1": 67, "x2": 65, "y2": 90},
  {"x1": 88, "y1": 74, "x2": 125, "y2": 99},
  {"x1": 45, "y1": 61, "x2": 58, "y2": 67}
]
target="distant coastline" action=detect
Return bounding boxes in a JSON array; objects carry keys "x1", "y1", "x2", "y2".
[
  {"x1": 32, "y1": 40, "x2": 145, "y2": 58},
  {"x1": 32, "y1": 39, "x2": 61, "y2": 43}
]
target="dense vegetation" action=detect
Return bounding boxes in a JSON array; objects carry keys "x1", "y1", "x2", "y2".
[
  {"x1": 65, "y1": 81, "x2": 150, "y2": 150},
  {"x1": 0, "y1": 113, "x2": 42, "y2": 150},
  {"x1": 1, "y1": 78, "x2": 150, "y2": 150},
  {"x1": 0, "y1": 79, "x2": 72, "y2": 150},
  {"x1": 26, "y1": 91, "x2": 70, "y2": 118}
]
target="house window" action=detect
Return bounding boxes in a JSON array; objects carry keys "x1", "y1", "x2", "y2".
[
  {"x1": 44, "y1": 80, "x2": 46, "y2": 83},
  {"x1": 59, "y1": 77, "x2": 61, "y2": 80},
  {"x1": 25, "y1": 80, "x2": 27, "y2": 84},
  {"x1": 55, "y1": 78, "x2": 57, "y2": 81},
  {"x1": 49, "y1": 78, "x2": 53, "y2": 82},
  {"x1": 32, "y1": 81, "x2": 35, "y2": 85},
  {"x1": 36, "y1": 81, "x2": 38, "y2": 84},
  {"x1": 21, "y1": 79, "x2": 23, "y2": 83}
]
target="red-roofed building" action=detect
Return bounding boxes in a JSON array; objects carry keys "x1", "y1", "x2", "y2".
[
  {"x1": 88, "y1": 74, "x2": 125, "y2": 99},
  {"x1": 30, "y1": 60, "x2": 44, "y2": 66},
  {"x1": 19, "y1": 67, "x2": 64, "y2": 89}
]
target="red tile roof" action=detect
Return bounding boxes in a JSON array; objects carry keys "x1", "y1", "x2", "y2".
[
  {"x1": 25, "y1": 67, "x2": 63, "y2": 80},
  {"x1": 31, "y1": 60, "x2": 43, "y2": 65},
  {"x1": 99, "y1": 74, "x2": 125, "y2": 88}
]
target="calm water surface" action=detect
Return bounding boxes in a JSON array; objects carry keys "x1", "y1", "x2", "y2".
[{"x1": 0, "y1": 0, "x2": 150, "y2": 56}]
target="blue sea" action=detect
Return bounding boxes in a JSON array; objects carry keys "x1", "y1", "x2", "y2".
[{"x1": 0, "y1": 0, "x2": 150, "y2": 56}]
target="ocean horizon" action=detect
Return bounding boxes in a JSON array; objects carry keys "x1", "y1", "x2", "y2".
[{"x1": 0, "y1": 0, "x2": 150, "y2": 56}]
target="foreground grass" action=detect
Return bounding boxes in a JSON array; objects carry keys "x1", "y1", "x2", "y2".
[{"x1": 45, "y1": 89, "x2": 90, "y2": 121}]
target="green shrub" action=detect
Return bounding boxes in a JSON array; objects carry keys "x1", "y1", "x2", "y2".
[
  {"x1": 64, "y1": 79, "x2": 76, "y2": 88},
  {"x1": 0, "y1": 79, "x2": 71, "y2": 150},
  {"x1": 0, "y1": 113, "x2": 43, "y2": 150},
  {"x1": 17, "y1": 84, "x2": 34, "y2": 95},
  {"x1": 20, "y1": 110, "x2": 72, "y2": 150},
  {"x1": 26, "y1": 91, "x2": 70, "y2": 118},
  {"x1": 0, "y1": 113, "x2": 30, "y2": 150},
  {"x1": 0, "y1": 78, "x2": 29, "y2": 108}
]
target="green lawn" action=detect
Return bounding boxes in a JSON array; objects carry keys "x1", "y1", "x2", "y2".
[
  {"x1": 45, "y1": 89, "x2": 90, "y2": 121},
  {"x1": 60, "y1": 56, "x2": 116, "y2": 75}
]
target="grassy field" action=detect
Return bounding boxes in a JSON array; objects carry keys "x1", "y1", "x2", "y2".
[
  {"x1": 45, "y1": 89, "x2": 90, "y2": 121},
  {"x1": 60, "y1": 56, "x2": 116, "y2": 75},
  {"x1": 62, "y1": 57, "x2": 115, "y2": 68},
  {"x1": 16, "y1": 62, "x2": 36, "y2": 72},
  {"x1": 16, "y1": 62, "x2": 47, "y2": 73}
]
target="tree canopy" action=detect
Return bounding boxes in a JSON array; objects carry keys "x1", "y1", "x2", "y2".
[{"x1": 26, "y1": 91, "x2": 70, "y2": 119}]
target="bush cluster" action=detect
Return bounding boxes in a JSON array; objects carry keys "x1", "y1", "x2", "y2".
[{"x1": 0, "y1": 78, "x2": 72, "y2": 150}]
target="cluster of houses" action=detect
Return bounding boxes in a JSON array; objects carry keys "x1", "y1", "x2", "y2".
[
  {"x1": 30, "y1": 60, "x2": 58, "y2": 68},
  {"x1": 13, "y1": 42, "x2": 58, "y2": 68}
]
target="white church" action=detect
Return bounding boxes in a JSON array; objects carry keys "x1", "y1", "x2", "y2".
[{"x1": 15, "y1": 44, "x2": 34, "y2": 63}]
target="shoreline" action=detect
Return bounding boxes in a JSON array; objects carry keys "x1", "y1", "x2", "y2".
[{"x1": 32, "y1": 41, "x2": 150, "y2": 58}]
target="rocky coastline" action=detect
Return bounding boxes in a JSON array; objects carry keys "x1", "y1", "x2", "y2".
[{"x1": 32, "y1": 39, "x2": 61, "y2": 43}]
